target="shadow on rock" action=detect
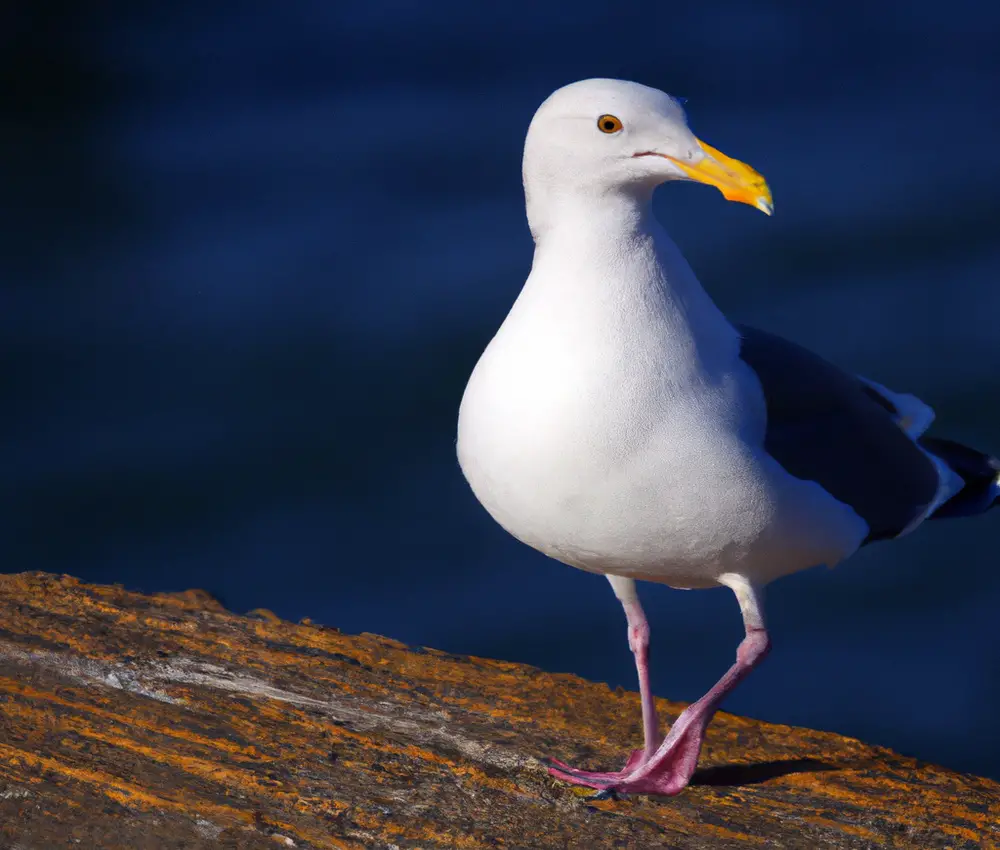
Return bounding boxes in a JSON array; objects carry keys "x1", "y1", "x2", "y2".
[{"x1": 693, "y1": 757, "x2": 840, "y2": 787}]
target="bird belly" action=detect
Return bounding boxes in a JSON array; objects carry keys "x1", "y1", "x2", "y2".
[{"x1": 459, "y1": 393, "x2": 865, "y2": 589}]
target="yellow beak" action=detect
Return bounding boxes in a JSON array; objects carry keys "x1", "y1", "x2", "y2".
[{"x1": 666, "y1": 138, "x2": 773, "y2": 215}]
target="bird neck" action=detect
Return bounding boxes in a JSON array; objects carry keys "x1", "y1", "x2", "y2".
[
  {"x1": 525, "y1": 180, "x2": 654, "y2": 243},
  {"x1": 519, "y1": 188, "x2": 740, "y2": 380}
]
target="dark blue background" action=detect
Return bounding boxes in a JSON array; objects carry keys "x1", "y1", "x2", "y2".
[{"x1": 5, "y1": 1, "x2": 1000, "y2": 780}]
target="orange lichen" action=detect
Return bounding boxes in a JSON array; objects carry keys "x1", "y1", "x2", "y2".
[{"x1": 0, "y1": 570, "x2": 997, "y2": 850}]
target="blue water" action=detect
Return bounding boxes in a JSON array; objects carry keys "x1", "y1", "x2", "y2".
[{"x1": 4, "y1": 1, "x2": 1000, "y2": 780}]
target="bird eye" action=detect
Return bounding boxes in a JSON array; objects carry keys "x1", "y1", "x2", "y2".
[{"x1": 597, "y1": 114, "x2": 623, "y2": 134}]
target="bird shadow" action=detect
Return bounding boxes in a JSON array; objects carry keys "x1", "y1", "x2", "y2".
[{"x1": 691, "y1": 757, "x2": 839, "y2": 787}]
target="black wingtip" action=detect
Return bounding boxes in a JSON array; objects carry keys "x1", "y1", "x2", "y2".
[{"x1": 920, "y1": 436, "x2": 1000, "y2": 520}]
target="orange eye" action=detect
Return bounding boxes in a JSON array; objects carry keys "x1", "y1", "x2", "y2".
[{"x1": 597, "y1": 114, "x2": 623, "y2": 134}]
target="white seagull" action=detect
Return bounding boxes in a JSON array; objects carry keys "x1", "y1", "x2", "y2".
[{"x1": 456, "y1": 78, "x2": 999, "y2": 796}]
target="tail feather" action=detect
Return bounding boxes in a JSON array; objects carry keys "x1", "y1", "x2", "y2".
[{"x1": 920, "y1": 436, "x2": 1000, "y2": 519}]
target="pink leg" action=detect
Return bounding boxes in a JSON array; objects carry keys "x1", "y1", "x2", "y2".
[
  {"x1": 547, "y1": 577, "x2": 660, "y2": 782},
  {"x1": 549, "y1": 574, "x2": 769, "y2": 797},
  {"x1": 624, "y1": 595, "x2": 660, "y2": 762}
]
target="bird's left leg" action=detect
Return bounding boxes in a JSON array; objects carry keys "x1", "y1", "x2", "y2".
[
  {"x1": 547, "y1": 575, "x2": 660, "y2": 782},
  {"x1": 550, "y1": 574, "x2": 770, "y2": 796}
]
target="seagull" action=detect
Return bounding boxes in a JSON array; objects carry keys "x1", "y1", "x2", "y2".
[{"x1": 456, "y1": 78, "x2": 1000, "y2": 797}]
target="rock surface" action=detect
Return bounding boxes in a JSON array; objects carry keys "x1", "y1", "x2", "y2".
[{"x1": 0, "y1": 571, "x2": 996, "y2": 849}]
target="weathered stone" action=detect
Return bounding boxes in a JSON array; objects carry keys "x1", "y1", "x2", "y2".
[{"x1": 0, "y1": 571, "x2": 996, "y2": 849}]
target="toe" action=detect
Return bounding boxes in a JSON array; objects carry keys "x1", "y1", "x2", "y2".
[
  {"x1": 546, "y1": 762, "x2": 624, "y2": 787},
  {"x1": 545, "y1": 747, "x2": 643, "y2": 784}
]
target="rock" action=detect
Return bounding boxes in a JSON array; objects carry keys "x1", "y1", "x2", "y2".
[{"x1": 0, "y1": 571, "x2": 996, "y2": 849}]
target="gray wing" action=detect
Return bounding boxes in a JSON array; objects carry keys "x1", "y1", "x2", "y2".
[{"x1": 737, "y1": 325, "x2": 940, "y2": 542}]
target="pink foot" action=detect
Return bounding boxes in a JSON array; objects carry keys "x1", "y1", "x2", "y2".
[
  {"x1": 603, "y1": 720, "x2": 706, "y2": 796},
  {"x1": 546, "y1": 747, "x2": 646, "y2": 784},
  {"x1": 548, "y1": 719, "x2": 704, "y2": 795}
]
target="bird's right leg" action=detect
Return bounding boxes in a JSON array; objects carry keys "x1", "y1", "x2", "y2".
[{"x1": 547, "y1": 575, "x2": 660, "y2": 781}]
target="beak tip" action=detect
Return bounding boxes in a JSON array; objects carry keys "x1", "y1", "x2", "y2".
[{"x1": 755, "y1": 197, "x2": 774, "y2": 216}]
